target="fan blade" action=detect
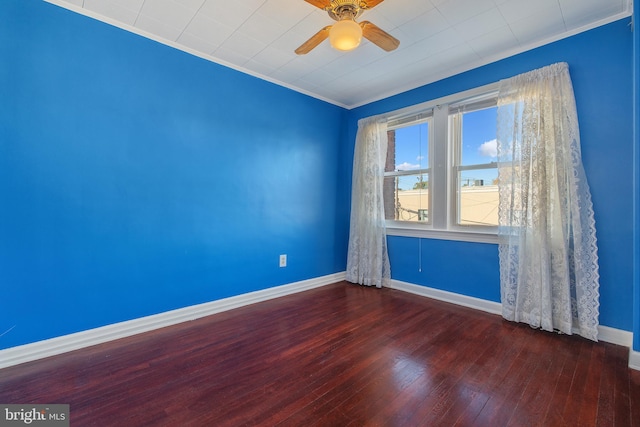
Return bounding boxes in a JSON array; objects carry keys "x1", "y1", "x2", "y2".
[
  {"x1": 304, "y1": 0, "x2": 332, "y2": 10},
  {"x1": 295, "y1": 26, "x2": 332, "y2": 55},
  {"x1": 361, "y1": 0, "x2": 384, "y2": 9},
  {"x1": 360, "y1": 21, "x2": 399, "y2": 52}
]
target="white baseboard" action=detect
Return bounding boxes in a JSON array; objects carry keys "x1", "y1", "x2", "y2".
[
  {"x1": 387, "y1": 279, "x2": 502, "y2": 315},
  {"x1": 597, "y1": 325, "x2": 633, "y2": 347},
  {"x1": 387, "y1": 279, "x2": 638, "y2": 370},
  {"x1": 0, "y1": 272, "x2": 346, "y2": 370},
  {"x1": 630, "y1": 348, "x2": 640, "y2": 371}
]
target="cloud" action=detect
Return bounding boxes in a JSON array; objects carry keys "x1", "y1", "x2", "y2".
[
  {"x1": 416, "y1": 155, "x2": 425, "y2": 161},
  {"x1": 396, "y1": 162, "x2": 421, "y2": 171},
  {"x1": 478, "y1": 139, "x2": 497, "y2": 158}
]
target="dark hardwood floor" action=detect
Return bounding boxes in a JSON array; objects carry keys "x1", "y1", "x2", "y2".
[{"x1": 1, "y1": 281, "x2": 639, "y2": 426}]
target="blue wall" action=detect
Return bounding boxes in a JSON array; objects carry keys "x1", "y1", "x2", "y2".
[
  {"x1": 0, "y1": 0, "x2": 348, "y2": 349},
  {"x1": 349, "y1": 19, "x2": 635, "y2": 331}
]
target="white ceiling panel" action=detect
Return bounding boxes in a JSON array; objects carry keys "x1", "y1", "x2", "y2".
[
  {"x1": 257, "y1": 0, "x2": 315, "y2": 28},
  {"x1": 269, "y1": 59, "x2": 313, "y2": 82},
  {"x1": 139, "y1": 0, "x2": 197, "y2": 29},
  {"x1": 509, "y1": 7, "x2": 566, "y2": 45},
  {"x1": 377, "y1": 0, "x2": 436, "y2": 28},
  {"x1": 252, "y1": 45, "x2": 297, "y2": 70},
  {"x1": 212, "y1": 45, "x2": 252, "y2": 66},
  {"x1": 498, "y1": 0, "x2": 561, "y2": 23},
  {"x1": 216, "y1": 31, "x2": 266, "y2": 60},
  {"x1": 467, "y1": 26, "x2": 520, "y2": 60},
  {"x1": 435, "y1": 0, "x2": 497, "y2": 26},
  {"x1": 453, "y1": 8, "x2": 507, "y2": 41},
  {"x1": 560, "y1": 0, "x2": 628, "y2": 29},
  {"x1": 109, "y1": 0, "x2": 145, "y2": 9},
  {"x1": 134, "y1": 13, "x2": 183, "y2": 41},
  {"x1": 238, "y1": 12, "x2": 289, "y2": 46},
  {"x1": 83, "y1": 0, "x2": 138, "y2": 25},
  {"x1": 397, "y1": 8, "x2": 450, "y2": 43},
  {"x1": 198, "y1": 1, "x2": 260, "y2": 29},
  {"x1": 45, "y1": 0, "x2": 632, "y2": 108},
  {"x1": 177, "y1": 32, "x2": 216, "y2": 55},
  {"x1": 182, "y1": 13, "x2": 233, "y2": 48},
  {"x1": 173, "y1": 0, "x2": 205, "y2": 9}
]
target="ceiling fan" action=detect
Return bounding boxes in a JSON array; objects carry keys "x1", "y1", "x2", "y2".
[{"x1": 295, "y1": 0, "x2": 400, "y2": 54}]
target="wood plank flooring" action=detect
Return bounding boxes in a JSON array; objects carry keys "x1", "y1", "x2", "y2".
[{"x1": 1, "y1": 281, "x2": 639, "y2": 426}]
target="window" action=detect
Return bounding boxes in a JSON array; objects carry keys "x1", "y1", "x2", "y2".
[
  {"x1": 450, "y1": 104, "x2": 499, "y2": 228},
  {"x1": 384, "y1": 116, "x2": 431, "y2": 223},
  {"x1": 383, "y1": 83, "x2": 499, "y2": 242}
]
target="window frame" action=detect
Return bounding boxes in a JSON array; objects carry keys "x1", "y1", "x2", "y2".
[
  {"x1": 449, "y1": 104, "x2": 499, "y2": 234},
  {"x1": 380, "y1": 82, "x2": 500, "y2": 244},
  {"x1": 384, "y1": 115, "x2": 434, "y2": 225}
]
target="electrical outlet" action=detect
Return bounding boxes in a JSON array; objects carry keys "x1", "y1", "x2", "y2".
[{"x1": 279, "y1": 254, "x2": 287, "y2": 267}]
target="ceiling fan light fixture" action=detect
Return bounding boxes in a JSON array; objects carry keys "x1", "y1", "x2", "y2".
[
  {"x1": 296, "y1": 0, "x2": 398, "y2": 55},
  {"x1": 329, "y1": 19, "x2": 362, "y2": 51}
]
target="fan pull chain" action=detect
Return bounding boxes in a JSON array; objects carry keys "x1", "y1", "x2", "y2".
[{"x1": 418, "y1": 238, "x2": 422, "y2": 273}]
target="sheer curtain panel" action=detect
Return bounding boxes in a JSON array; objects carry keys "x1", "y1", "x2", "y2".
[
  {"x1": 346, "y1": 117, "x2": 391, "y2": 288},
  {"x1": 497, "y1": 62, "x2": 600, "y2": 341}
]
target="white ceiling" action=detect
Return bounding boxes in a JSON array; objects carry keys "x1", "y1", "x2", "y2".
[{"x1": 46, "y1": 0, "x2": 632, "y2": 109}]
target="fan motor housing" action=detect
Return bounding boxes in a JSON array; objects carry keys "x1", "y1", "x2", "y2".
[{"x1": 327, "y1": 0, "x2": 364, "y2": 21}]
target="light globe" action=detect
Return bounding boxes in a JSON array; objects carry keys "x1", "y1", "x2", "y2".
[{"x1": 329, "y1": 19, "x2": 362, "y2": 51}]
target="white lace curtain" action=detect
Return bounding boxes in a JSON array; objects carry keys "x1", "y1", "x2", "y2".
[
  {"x1": 497, "y1": 62, "x2": 600, "y2": 341},
  {"x1": 345, "y1": 117, "x2": 391, "y2": 288}
]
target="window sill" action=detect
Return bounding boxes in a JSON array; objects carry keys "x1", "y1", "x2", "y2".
[{"x1": 385, "y1": 224, "x2": 498, "y2": 244}]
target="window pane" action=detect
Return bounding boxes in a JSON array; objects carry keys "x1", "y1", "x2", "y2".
[
  {"x1": 461, "y1": 106, "x2": 497, "y2": 166},
  {"x1": 386, "y1": 122, "x2": 429, "y2": 173},
  {"x1": 384, "y1": 174, "x2": 429, "y2": 222},
  {"x1": 458, "y1": 169, "x2": 498, "y2": 226}
]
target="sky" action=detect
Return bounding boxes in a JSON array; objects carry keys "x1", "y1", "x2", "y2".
[{"x1": 393, "y1": 106, "x2": 498, "y2": 190}]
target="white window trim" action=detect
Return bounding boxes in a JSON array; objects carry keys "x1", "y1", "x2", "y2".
[
  {"x1": 379, "y1": 82, "x2": 500, "y2": 244},
  {"x1": 448, "y1": 104, "x2": 499, "y2": 235},
  {"x1": 386, "y1": 223, "x2": 499, "y2": 244}
]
